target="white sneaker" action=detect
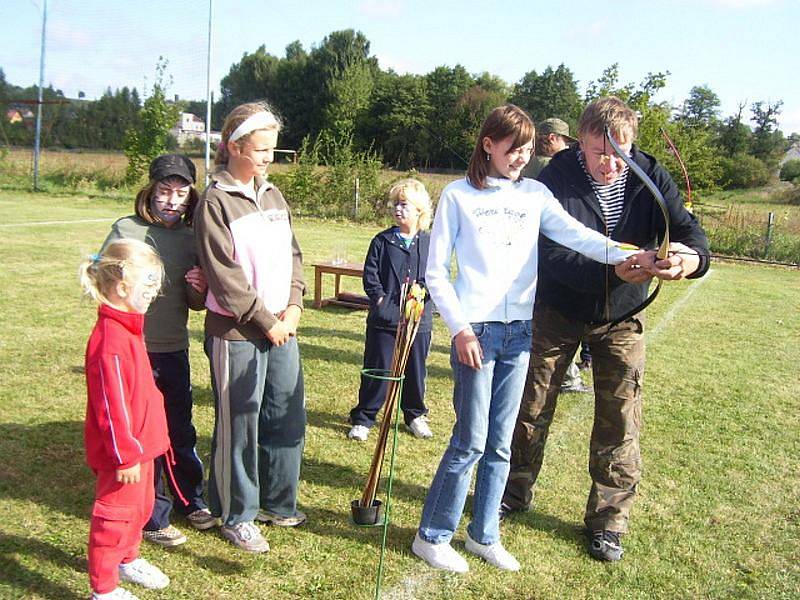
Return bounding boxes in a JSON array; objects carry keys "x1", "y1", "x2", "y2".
[
  {"x1": 407, "y1": 416, "x2": 433, "y2": 439},
  {"x1": 118, "y1": 558, "x2": 169, "y2": 589},
  {"x1": 411, "y1": 532, "x2": 469, "y2": 573},
  {"x1": 91, "y1": 587, "x2": 141, "y2": 600},
  {"x1": 465, "y1": 531, "x2": 520, "y2": 571},
  {"x1": 347, "y1": 424, "x2": 370, "y2": 441}
]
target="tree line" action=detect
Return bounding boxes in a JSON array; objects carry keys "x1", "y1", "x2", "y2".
[{"x1": 1, "y1": 29, "x2": 794, "y2": 191}]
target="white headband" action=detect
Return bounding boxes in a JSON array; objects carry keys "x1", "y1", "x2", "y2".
[{"x1": 229, "y1": 111, "x2": 279, "y2": 143}]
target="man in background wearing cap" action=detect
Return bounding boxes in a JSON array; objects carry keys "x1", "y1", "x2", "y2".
[
  {"x1": 503, "y1": 97, "x2": 709, "y2": 562},
  {"x1": 522, "y1": 117, "x2": 577, "y2": 179},
  {"x1": 523, "y1": 118, "x2": 590, "y2": 395}
]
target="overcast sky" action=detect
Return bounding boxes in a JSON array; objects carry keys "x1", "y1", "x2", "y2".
[{"x1": 3, "y1": 0, "x2": 798, "y2": 134}]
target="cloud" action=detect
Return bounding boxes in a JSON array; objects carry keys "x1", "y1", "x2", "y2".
[
  {"x1": 357, "y1": 1, "x2": 405, "y2": 18},
  {"x1": 375, "y1": 52, "x2": 428, "y2": 75}
]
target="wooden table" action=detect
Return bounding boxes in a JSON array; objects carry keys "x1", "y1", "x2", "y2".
[{"x1": 312, "y1": 261, "x2": 370, "y2": 309}]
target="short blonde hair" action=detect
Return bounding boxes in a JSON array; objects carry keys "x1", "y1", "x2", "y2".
[
  {"x1": 578, "y1": 96, "x2": 638, "y2": 143},
  {"x1": 215, "y1": 101, "x2": 283, "y2": 166},
  {"x1": 79, "y1": 239, "x2": 164, "y2": 306},
  {"x1": 388, "y1": 178, "x2": 432, "y2": 231}
]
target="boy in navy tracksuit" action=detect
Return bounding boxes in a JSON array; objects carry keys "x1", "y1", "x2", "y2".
[{"x1": 348, "y1": 179, "x2": 435, "y2": 441}]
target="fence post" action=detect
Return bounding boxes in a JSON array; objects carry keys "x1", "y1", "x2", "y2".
[
  {"x1": 764, "y1": 211, "x2": 775, "y2": 258},
  {"x1": 354, "y1": 177, "x2": 360, "y2": 219}
]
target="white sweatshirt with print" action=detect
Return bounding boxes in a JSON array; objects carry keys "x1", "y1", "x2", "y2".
[{"x1": 426, "y1": 176, "x2": 636, "y2": 338}]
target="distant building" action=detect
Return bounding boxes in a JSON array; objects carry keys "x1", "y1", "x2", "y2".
[
  {"x1": 170, "y1": 112, "x2": 221, "y2": 147},
  {"x1": 5, "y1": 108, "x2": 35, "y2": 124},
  {"x1": 780, "y1": 143, "x2": 800, "y2": 166}
]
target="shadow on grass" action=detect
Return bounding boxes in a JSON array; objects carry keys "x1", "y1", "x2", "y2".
[
  {"x1": 300, "y1": 504, "x2": 418, "y2": 556},
  {"x1": 0, "y1": 421, "x2": 92, "y2": 519},
  {"x1": 503, "y1": 508, "x2": 586, "y2": 551},
  {"x1": 184, "y1": 547, "x2": 248, "y2": 576},
  {"x1": 301, "y1": 457, "x2": 429, "y2": 506},
  {"x1": 0, "y1": 534, "x2": 86, "y2": 600}
]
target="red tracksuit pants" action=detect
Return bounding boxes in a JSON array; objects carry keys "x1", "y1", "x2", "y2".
[{"x1": 88, "y1": 460, "x2": 154, "y2": 594}]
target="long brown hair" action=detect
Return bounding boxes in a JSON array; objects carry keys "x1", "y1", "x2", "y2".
[{"x1": 467, "y1": 104, "x2": 534, "y2": 190}]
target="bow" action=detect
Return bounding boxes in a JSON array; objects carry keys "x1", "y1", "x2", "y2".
[
  {"x1": 660, "y1": 128, "x2": 693, "y2": 211},
  {"x1": 604, "y1": 126, "x2": 670, "y2": 329}
]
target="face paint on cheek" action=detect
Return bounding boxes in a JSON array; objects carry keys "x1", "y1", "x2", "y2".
[
  {"x1": 128, "y1": 270, "x2": 160, "y2": 313},
  {"x1": 150, "y1": 197, "x2": 182, "y2": 224}
]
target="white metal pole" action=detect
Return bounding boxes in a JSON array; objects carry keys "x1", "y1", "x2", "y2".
[
  {"x1": 204, "y1": 0, "x2": 213, "y2": 187},
  {"x1": 33, "y1": 0, "x2": 48, "y2": 191}
]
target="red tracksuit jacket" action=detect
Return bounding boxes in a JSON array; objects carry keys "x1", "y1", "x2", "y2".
[{"x1": 84, "y1": 304, "x2": 169, "y2": 471}]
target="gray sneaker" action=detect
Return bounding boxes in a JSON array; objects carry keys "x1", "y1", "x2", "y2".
[
  {"x1": 220, "y1": 521, "x2": 269, "y2": 553},
  {"x1": 256, "y1": 509, "x2": 307, "y2": 527},
  {"x1": 142, "y1": 525, "x2": 187, "y2": 548},
  {"x1": 186, "y1": 508, "x2": 218, "y2": 530},
  {"x1": 588, "y1": 530, "x2": 624, "y2": 561}
]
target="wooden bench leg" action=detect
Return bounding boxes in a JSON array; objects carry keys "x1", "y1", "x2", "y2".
[{"x1": 314, "y1": 267, "x2": 322, "y2": 309}]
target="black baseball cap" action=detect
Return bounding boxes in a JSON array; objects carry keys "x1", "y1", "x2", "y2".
[{"x1": 149, "y1": 154, "x2": 197, "y2": 184}]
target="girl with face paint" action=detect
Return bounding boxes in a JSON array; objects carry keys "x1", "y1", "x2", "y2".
[
  {"x1": 79, "y1": 239, "x2": 176, "y2": 598},
  {"x1": 99, "y1": 154, "x2": 217, "y2": 551},
  {"x1": 347, "y1": 179, "x2": 435, "y2": 443}
]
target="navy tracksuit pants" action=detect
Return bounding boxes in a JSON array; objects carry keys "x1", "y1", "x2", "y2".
[
  {"x1": 144, "y1": 350, "x2": 207, "y2": 531},
  {"x1": 350, "y1": 326, "x2": 431, "y2": 427}
]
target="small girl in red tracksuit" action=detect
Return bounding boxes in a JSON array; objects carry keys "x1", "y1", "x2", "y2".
[{"x1": 80, "y1": 238, "x2": 173, "y2": 600}]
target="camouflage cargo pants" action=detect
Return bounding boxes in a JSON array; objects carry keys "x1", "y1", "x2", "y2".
[{"x1": 503, "y1": 304, "x2": 645, "y2": 533}]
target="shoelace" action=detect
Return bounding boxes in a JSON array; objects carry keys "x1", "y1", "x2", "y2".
[{"x1": 593, "y1": 531, "x2": 621, "y2": 549}]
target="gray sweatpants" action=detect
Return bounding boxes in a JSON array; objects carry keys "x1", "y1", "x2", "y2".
[{"x1": 205, "y1": 336, "x2": 306, "y2": 526}]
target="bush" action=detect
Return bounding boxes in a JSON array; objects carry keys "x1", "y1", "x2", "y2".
[
  {"x1": 276, "y1": 133, "x2": 386, "y2": 220},
  {"x1": 718, "y1": 153, "x2": 772, "y2": 189},
  {"x1": 770, "y1": 182, "x2": 800, "y2": 205},
  {"x1": 699, "y1": 204, "x2": 800, "y2": 263},
  {"x1": 779, "y1": 159, "x2": 800, "y2": 183}
]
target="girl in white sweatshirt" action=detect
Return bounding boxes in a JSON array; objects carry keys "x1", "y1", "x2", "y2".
[{"x1": 411, "y1": 104, "x2": 638, "y2": 573}]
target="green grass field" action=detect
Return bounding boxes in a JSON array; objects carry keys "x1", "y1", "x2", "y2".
[{"x1": 0, "y1": 189, "x2": 798, "y2": 599}]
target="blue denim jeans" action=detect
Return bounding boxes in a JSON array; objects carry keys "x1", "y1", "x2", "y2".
[{"x1": 418, "y1": 320, "x2": 532, "y2": 545}]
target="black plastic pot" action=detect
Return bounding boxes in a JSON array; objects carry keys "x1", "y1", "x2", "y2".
[{"x1": 351, "y1": 499, "x2": 384, "y2": 526}]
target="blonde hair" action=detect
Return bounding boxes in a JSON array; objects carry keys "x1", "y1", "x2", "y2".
[
  {"x1": 215, "y1": 101, "x2": 283, "y2": 166},
  {"x1": 467, "y1": 104, "x2": 534, "y2": 190},
  {"x1": 79, "y1": 239, "x2": 164, "y2": 306},
  {"x1": 388, "y1": 178, "x2": 433, "y2": 231},
  {"x1": 578, "y1": 96, "x2": 638, "y2": 143}
]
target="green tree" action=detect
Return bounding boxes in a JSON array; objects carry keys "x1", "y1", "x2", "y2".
[
  {"x1": 451, "y1": 79, "x2": 508, "y2": 162},
  {"x1": 424, "y1": 65, "x2": 475, "y2": 167},
  {"x1": 510, "y1": 64, "x2": 582, "y2": 126},
  {"x1": 123, "y1": 59, "x2": 180, "y2": 184},
  {"x1": 716, "y1": 102, "x2": 752, "y2": 157},
  {"x1": 359, "y1": 71, "x2": 432, "y2": 169},
  {"x1": 309, "y1": 30, "x2": 377, "y2": 141},
  {"x1": 779, "y1": 159, "x2": 800, "y2": 183},
  {"x1": 678, "y1": 85, "x2": 721, "y2": 128},
  {"x1": 750, "y1": 99, "x2": 784, "y2": 164}
]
